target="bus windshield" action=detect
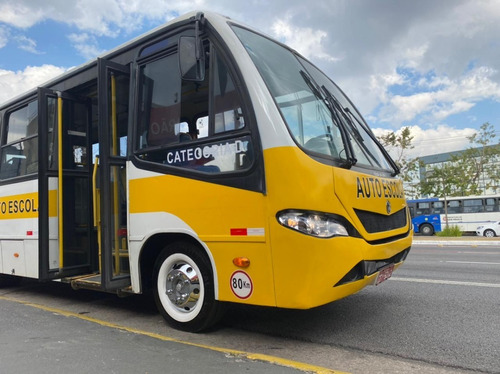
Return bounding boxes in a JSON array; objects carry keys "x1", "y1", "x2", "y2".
[{"x1": 231, "y1": 26, "x2": 395, "y2": 173}]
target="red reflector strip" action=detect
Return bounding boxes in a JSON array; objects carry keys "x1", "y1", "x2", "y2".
[
  {"x1": 230, "y1": 228, "x2": 265, "y2": 236},
  {"x1": 231, "y1": 228, "x2": 247, "y2": 236},
  {"x1": 26, "y1": 231, "x2": 33, "y2": 236}
]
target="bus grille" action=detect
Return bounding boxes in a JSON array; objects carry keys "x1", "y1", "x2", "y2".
[{"x1": 354, "y1": 207, "x2": 408, "y2": 233}]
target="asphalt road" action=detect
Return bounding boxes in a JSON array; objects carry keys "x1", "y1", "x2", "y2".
[
  {"x1": 1, "y1": 241, "x2": 499, "y2": 374},
  {"x1": 222, "y1": 242, "x2": 500, "y2": 373},
  {"x1": 0, "y1": 298, "x2": 307, "y2": 374}
]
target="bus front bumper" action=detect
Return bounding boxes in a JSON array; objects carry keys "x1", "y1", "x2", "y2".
[{"x1": 334, "y1": 247, "x2": 410, "y2": 287}]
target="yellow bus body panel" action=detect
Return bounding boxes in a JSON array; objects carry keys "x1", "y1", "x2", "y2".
[
  {"x1": 264, "y1": 146, "x2": 412, "y2": 309},
  {"x1": 129, "y1": 145, "x2": 411, "y2": 309},
  {"x1": 0, "y1": 192, "x2": 40, "y2": 220},
  {"x1": 129, "y1": 174, "x2": 276, "y2": 306}
]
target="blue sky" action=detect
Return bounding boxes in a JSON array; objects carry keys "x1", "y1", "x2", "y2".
[{"x1": 0, "y1": 0, "x2": 499, "y2": 158}]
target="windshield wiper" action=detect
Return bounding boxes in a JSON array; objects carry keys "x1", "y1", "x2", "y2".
[
  {"x1": 320, "y1": 85, "x2": 390, "y2": 170},
  {"x1": 321, "y1": 85, "x2": 365, "y2": 143},
  {"x1": 299, "y1": 70, "x2": 357, "y2": 168},
  {"x1": 341, "y1": 106, "x2": 400, "y2": 176}
]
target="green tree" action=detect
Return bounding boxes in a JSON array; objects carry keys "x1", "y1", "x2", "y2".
[
  {"x1": 378, "y1": 126, "x2": 421, "y2": 198},
  {"x1": 420, "y1": 163, "x2": 460, "y2": 197},
  {"x1": 420, "y1": 122, "x2": 500, "y2": 197}
]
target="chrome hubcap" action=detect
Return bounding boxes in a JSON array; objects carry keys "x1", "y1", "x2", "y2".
[{"x1": 165, "y1": 263, "x2": 200, "y2": 312}]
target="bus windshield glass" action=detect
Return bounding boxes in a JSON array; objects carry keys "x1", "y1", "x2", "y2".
[{"x1": 231, "y1": 26, "x2": 395, "y2": 173}]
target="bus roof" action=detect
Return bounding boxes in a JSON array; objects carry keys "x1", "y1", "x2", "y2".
[
  {"x1": 407, "y1": 198, "x2": 439, "y2": 203},
  {"x1": 407, "y1": 194, "x2": 500, "y2": 203}
]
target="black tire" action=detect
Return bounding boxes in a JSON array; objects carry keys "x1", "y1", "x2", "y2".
[
  {"x1": 484, "y1": 229, "x2": 496, "y2": 238},
  {"x1": 153, "y1": 241, "x2": 224, "y2": 332},
  {"x1": 420, "y1": 223, "x2": 434, "y2": 236}
]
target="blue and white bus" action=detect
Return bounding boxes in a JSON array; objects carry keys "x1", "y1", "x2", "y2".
[{"x1": 407, "y1": 195, "x2": 500, "y2": 235}]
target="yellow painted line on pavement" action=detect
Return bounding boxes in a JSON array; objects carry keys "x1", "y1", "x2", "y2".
[{"x1": 0, "y1": 295, "x2": 348, "y2": 374}]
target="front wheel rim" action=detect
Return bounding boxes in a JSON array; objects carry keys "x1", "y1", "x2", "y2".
[{"x1": 157, "y1": 253, "x2": 205, "y2": 323}]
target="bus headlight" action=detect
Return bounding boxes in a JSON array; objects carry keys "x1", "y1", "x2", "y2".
[{"x1": 277, "y1": 210, "x2": 349, "y2": 238}]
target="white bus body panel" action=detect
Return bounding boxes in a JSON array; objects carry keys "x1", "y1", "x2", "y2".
[
  {"x1": 0, "y1": 179, "x2": 39, "y2": 278},
  {"x1": 127, "y1": 164, "x2": 219, "y2": 297}
]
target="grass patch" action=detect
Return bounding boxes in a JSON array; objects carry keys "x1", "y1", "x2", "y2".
[{"x1": 437, "y1": 225, "x2": 463, "y2": 237}]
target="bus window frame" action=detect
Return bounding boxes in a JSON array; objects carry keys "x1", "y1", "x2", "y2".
[
  {"x1": 463, "y1": 198, "x2": 484, "y2": 213},
  {"x1": 416, "y1": 201, "x2": 431, "y2": 215},
  {"x1": 447, "y1": 199, "x2": 462, "y2": 214},
  {"x1": 485, "y1": 198, "x2": 498, "y2": 212},
  {"x1": 0, "y1": 97, "x2": 39, "y2": 183},
  {"x1": 130, "y1": 26, "x2": 265, "y2": 193}
]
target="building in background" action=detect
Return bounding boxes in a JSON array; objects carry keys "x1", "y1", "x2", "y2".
[{"x1": 418, "y1": 145, "x2": 500, "y2": 197}]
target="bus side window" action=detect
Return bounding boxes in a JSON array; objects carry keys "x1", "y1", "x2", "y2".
[
  {"x1": 136, "y1": 40, "x2": 252, "y2": 174},
  {"x1": 416, "y1": 202, "x2": 430, "y2": 215},
  {"x1": 0, "y1": 101, "x2": 38, "y2": 180},
  {"x1": 447, "y1": 200, "x2": 461, "y2": 214},
  {"x1": 463, "y1": 199, "x2": 483, "y2": 213},
  {"x1": 213, "y1": 51, "x2": 244, "y2": 134},
  {"x1": 485, "y1": 198, "x2": 497, "y2": 212},
  {"x1": 137, "y1": 54, "x2": 183, "y2": 150},
  {"x1": 432, "y1": 201, "x2": 444, "y2": 214}
]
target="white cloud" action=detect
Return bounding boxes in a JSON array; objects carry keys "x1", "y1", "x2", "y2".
[
  {"x1": 384, "y1": 92, "x2": 435, "y2": 123},
  {"x1": 373, "y1": 125, "x2": 478, "y2": 158},
  {"x1": 68, "y1": 33, "x2": 105, "y2": 60},
  {"x1": 433, "y1": 101, "x2": 475, "y2": 121},
  {"x1": 0, "y1": 26, "x2": 9, "y2": 49},
  {"x1": 0, "y1": 65, "x2": 67, "y2": 105},
  {"x1": 271, "y1": 17, "x2": 339, "y2": 63},
  {"x1": 15, "y1": 35, "x2": 43, "y2": 54},
  {"x1": 379, "y1": 66, "x2": 500, "y2": 125},
  {"x1": 0, "y1": 0, "x2": 205, "y2": 36},
  {"x1": 0, "y1": 2, "x2": 46, "y2": 28},
  {"x1": 0, "y1": 0, "x2": 499, "y2": 134}
]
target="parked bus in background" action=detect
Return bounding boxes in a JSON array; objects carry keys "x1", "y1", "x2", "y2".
[
  {"x1": 408, "y1": 195, "x2": 500, "y2": 235},
  {"x1": 0, "y1": 11, "x2": 412, "y2": 331}
]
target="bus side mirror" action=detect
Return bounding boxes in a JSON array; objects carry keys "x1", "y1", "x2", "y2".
[{"x1": 179, "y1": 36, "x2": 205, "y2": 81}]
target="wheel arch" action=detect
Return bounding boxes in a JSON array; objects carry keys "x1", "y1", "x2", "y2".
[
  {"x1": 483, "y1": 228, "x2": 496, "y2": 237},
  {"x1": 138, "y1": 232, "x2": 219, "y2": 299}
]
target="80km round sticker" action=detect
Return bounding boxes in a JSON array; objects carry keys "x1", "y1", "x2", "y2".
[{"x1": 230, "y1": 270, "x2": 253, "y2": 299}]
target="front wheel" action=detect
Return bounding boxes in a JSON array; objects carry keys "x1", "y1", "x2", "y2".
[
  {"x1": 483, "y1": 229, "x2": 496, "y2": 238},
  {"x1": 153, "y1": 242, "x2": 223, "y2": 332},
  {"x1": 420, "y1": 223, "x2": 434, "y2": 236}
]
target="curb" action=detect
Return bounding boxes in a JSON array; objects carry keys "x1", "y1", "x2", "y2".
[{"x1": 413, "y1": 240, "x2": 500, "y2": 246}]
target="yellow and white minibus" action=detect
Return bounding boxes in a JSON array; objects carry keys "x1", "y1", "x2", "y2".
[{"x1": 0, "y1": 11, "x2": 412, "y2": 331}]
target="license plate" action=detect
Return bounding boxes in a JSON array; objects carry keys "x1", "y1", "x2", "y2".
[{"x1": 375, "y1": 264, "x2": 394, "y2": 285}]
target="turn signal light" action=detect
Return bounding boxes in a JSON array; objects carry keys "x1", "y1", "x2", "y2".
[{"x1": 233, "y1": 257, "x2": 250, "y2": 268}]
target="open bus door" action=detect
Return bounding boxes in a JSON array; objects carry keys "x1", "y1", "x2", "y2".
[
  {"x1": 38, "y1": 59, "x2": 131, "y2": 293},
  {"x1": 38, "y1": 87, "x2": 96, "y2": 279},
  {"x1": 95, "y1": 59, "x2": 131, "y2": 291}
]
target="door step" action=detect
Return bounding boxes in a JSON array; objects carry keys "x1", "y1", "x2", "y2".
[
  {"x1": 68, "y1": 273, "x2": 102, "y2": 291},
  {"x1": 66, "y1": 273, "x2": 133, "y2": 296}
]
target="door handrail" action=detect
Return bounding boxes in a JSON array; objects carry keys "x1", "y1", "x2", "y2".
[
  {"x1": 57, "y1": 92, "x2": 64, "y2": 269},
  {"x1": 92, "y1": 156, "x2": 102, "y2": 271},
  {"x1": 92, "y1": 156, "x2": 99, "y2": 227}
]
